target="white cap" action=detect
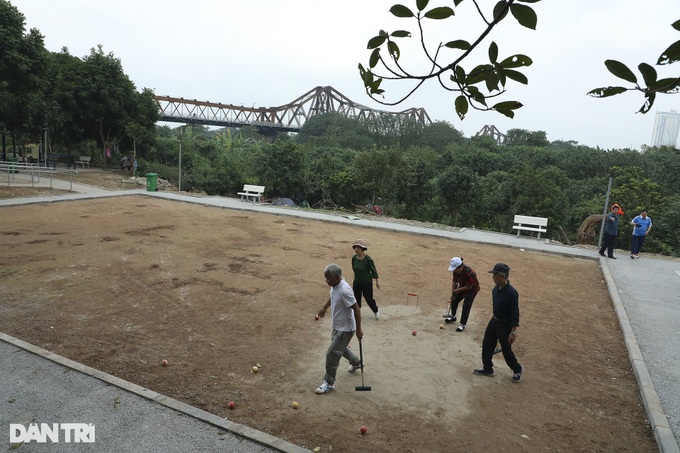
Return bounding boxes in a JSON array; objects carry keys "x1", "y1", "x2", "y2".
[{"x1": 448, "y1": 257, "x2": 462, "y2": 271}]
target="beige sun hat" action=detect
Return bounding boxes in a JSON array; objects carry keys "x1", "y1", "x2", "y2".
[{"x1": 352, "y1": 239, "x2": 368, "y2": 250}]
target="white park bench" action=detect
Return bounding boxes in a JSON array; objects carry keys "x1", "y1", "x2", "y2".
[
  {"x1": 77, "y1": 156, "x2": 91, "y2": 168},
  {"x1": 512, "y1": 214, "x2": 548, "y2": 239},
  {"x1": 237, "y1": 184, "x2": 265, "y2": 203}
]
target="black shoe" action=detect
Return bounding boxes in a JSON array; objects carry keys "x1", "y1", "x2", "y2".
[
  {"x1": 444, "y1": 316, "x2": 457, "y2": 324},
  {"x1": 512, "y1": 365, "x2": 524, "y2": 383},
  {"x1": 608, "y1": 256, "x2": 617, "y2": 259},
  {"x1": 598, "y1": 252, "x2": 606, "y2": 257},
  {"x1": 473, "y1": 368, "x2": 494, "y2": 376}
]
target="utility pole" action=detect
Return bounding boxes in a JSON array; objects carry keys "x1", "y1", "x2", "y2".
[
  {"x1": 133, "y1": 138, "x2": 137, "y2": 178},
  {"x1": 43, "y1": 128, "x2": 48, "y2": 168},
  {"x1": 178, "y1": 140, "x2": 182, "y2": 192},
  {"x1": 597, "y1": 174, "x2": 613, "y2": 248}
]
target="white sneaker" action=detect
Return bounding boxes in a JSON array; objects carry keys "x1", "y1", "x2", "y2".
[
  {"x1": 348, "y1": 361, "x2": 364, "y2": 373},
  {"x1": 315, "y1": 381, "x2": 335, "y2": 394},
  {"x1": 374, "y1": 310, "x2": 380, "y2": 320},
  {"x1": 456, "y1": 325, "x2": 465, "y2": 332}
]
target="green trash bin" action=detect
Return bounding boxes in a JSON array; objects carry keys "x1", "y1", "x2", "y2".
[
  {"x1": 145, "y1": 173, "x2": 158, "y2": 192},
  {"x1": 7, "y1": 157, "x2": 18, "y2": 173}
]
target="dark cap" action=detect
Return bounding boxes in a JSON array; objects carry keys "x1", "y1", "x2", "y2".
[{"x1": 488, "y1": 263, "x2": 510, "y2": 275}]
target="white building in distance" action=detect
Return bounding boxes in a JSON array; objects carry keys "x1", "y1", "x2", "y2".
[{"x1": 650, "y1": 110, "x2": 680, "y2": 148}]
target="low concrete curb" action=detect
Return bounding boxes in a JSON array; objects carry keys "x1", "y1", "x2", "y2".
[{"x1": 599, "y1": 259, "x2": 680, "y2": 453}]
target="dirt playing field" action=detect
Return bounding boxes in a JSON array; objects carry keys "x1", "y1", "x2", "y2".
[{"x1": 0, "y1": 195, "x2": 656, "y2": 452}]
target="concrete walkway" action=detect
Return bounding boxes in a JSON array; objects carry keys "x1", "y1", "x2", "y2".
[{"x1": 1, "y1": 180, "x2": 678, "y2": 453}]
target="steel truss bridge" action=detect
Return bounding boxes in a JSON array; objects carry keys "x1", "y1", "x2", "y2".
[{"x1": 155, "y1": 86, "x2": 431, "y2": 134}]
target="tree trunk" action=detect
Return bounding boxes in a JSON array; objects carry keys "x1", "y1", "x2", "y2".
[{"x1": 577, "y1": 214, "x2": 604, "y2": 244}]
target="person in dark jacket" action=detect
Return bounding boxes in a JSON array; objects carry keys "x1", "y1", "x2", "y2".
[
  {"x1": 351, "y1": 239, "x2": 380, "y2": 320},
  {"x1": 474, "y1": 263, "x2": 523, "y2": 383},
  {"x1": 598, "y1": 204, "x2": 623, "y2": 259}
]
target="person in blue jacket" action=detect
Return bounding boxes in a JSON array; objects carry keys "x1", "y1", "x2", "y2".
[{"x1": 630, "y1": 210, "x2": 652, "y2": 259}]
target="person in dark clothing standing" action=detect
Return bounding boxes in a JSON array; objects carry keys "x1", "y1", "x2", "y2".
[
  {"x1": 474, "y1": 263, "x2": 523, "y2": 383},
  {"x1": 598, "y1": 204, "x2": 623, "y2": 259},
  {"x1": 351, "y1": 239, "x2": 380, "y2": 320},
  {"x1": 445, "y1": 257, "x2": 480, "y2": 332}
]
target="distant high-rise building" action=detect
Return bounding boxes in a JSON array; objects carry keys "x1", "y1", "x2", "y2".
[{"x1": 650, "y1": 110, "x2": 680, "y2": 148}]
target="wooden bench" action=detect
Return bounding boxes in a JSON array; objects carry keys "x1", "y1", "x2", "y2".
[
  {"x1": 512, "y1": 214, "x2": 548, "y2": 239},
  {"x1": 237, "y1": 184, "x2": 265, "y2": 202},
  {"x1": 76, "y1": 156, "x2": 91, "y2": 168}
]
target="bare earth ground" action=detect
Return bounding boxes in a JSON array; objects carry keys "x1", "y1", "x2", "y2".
[{"x1": 0, "y1": 194, "x2": 656, "y2": 453}]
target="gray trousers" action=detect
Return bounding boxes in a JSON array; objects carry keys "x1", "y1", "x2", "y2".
[{"x1": 324, "y1": 329, "x2": 359, "y2": 385}]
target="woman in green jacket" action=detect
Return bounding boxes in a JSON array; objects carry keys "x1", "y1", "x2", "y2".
[{"x1": 351, "y1": 239, "x2": 380, "y2": 320}]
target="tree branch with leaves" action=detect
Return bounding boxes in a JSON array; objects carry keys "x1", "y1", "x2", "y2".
[
  {"x1": 358, "y1": 0, "x2": 541, "y2": 120},
  {"x1": 588, "y1": 19, "x2": 680, "y2": 113}
]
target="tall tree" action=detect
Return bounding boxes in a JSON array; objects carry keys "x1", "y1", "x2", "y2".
[{"x1": 0, "y1": 0, "x2": 48, "y2": 158}]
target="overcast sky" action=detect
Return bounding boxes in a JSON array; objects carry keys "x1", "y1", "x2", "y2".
[{"x1": 12, "y1": 0, "x2": 680, "y2": 150}]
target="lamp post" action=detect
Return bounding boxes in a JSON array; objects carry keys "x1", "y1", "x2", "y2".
[
  {"x1": 42, "y1": 128, "x2": 48, "y2": 168},
  {"x1": 597, "y1": 173, "x2": 614, "y2": 248},
  {"x1": 133, "y1": 138, "x2": 137, "y2": 178},
  {"x1": 178, "y1": 140, "x2": 182, "y2": 192}
]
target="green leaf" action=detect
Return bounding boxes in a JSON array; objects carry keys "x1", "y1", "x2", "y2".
[
  {"x1": 455, "y1": 95, "x2": 469, "y2": 120},
  {"x1": 657, "y1": 39, "x2": 680, "y2": 65},
  {"x1": 367, "y1": 35, "x2": 387, "y2": 49},
  {"x1": 444, "y1": 40, "x2": 471, "y2": 50},
  {"x1": 488, "y1": 42, "x2": 499, "y2": 63},
  {"x1": 499, "y1": 54, "x2": 533, "y2": 68},
  {"x1": 485, "y1": 72, "x2": 500, "y2": 92},
  {"x1": 638, "y1": 63, "x2": 657, "y2": 87},
  {"x1": 639, "y1": 92, "x2": 656, "y2": 114},
  {"x1": 492, "y1": 101, "x2": 523, "y2": 110},
  {"x1": 369, "y1": 49, "x2": 380, "y2": 68},
  {"x1": 453, "y1": 0, "x2": 464, "y2": 6},
  {"x1": 504, "y1": 69, "x2": 528, "y2": 84},
  {"x1": 496, "y1": 109, "x2": 515, "y2": 119},
  {"x1": 586, "y1": 86, "x2": 628, "y2": 98},
  {"x1": 510, "y1": 4, "x2": 537, "y2": 30},
  {"x1": 466, "y1": 86, "x2": 487, "y2": 106},
  {"x1": 493, "y1": 1, "x2": 509, "y2": 22},
  {"x1": 454, "y1": 65, "x2": 466, "y2": 84},
  {"x1": 672, "y1": 19, "x2": 680, "y2": 32},
  {"x1": 390, "y1": 4, "x2": 414, "y2": 18},
  {"x1": 388, "y1": 41, "x2": 401, "y2": 59},
  {"x1": 416, "y1": 0, "x2": 429, "y2": 11},
  {"x1": 604, "y1": 60, "x2": 638, "y2": 84},
  {"x1": 424, "y1": 7, "x2": 454, "y2": 19},
  {"x1": 467, "y1": 85, "x2": 480, "y2": 95},
  {"x1": 466, "y1": 64, "x2": 494, "y2": 85},
  {"x1": 361, "y1": 69, "x2": 374, "y2": 87},
  {"x1": 391, "y1": 30, "x2": 412, "y2": 38},
  {"x1": 493, "y1": 101, "x2": 523, "y2": 118},
  {"x1": 653, "y1": 77, "x2": 680, "y2": 93}
]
